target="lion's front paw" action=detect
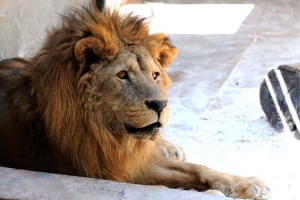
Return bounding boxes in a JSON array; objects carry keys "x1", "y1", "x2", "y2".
[
  {"x1": 241, "y1": 177, "x2": 271, "y2": 200},
  {"x1": 156, "y1": 139, "x2": 186, "y2": 161},
  {"x1": 212, "y1": 175, "x2": 271, "y2": 200}
]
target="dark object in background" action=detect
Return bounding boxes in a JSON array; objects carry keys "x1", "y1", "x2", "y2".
[{"x1": 260, "y1": 64, "x2": 300, "y2": 138}]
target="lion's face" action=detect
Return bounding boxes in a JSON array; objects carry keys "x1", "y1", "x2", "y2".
[{"x1": 80, "y1": 46, "x2": 171, "y2": 140}]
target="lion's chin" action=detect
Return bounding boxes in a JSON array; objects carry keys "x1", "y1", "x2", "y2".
[{"x1": 124, "y1": 122, "x2": 161, "y2": 140}]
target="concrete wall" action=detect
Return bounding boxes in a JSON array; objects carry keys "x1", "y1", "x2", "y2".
[{"x1": 0, "y1": 0, "x2": 86, "y2": 59}]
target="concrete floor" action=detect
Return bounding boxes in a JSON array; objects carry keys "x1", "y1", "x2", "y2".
[{"x1": 1, "y1": 0, "x2": 300, "y2": 199}]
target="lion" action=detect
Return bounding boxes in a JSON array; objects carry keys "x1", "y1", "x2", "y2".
[
  {"x1": 0, "y1": 57, "x2": 30, "y2": 70},
  {"x1": 0, "y1": 0, "x2": 270, "y2": 199}
]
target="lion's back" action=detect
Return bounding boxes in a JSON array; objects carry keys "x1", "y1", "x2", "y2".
[
  {"x1": 0, "y1": 57, "x2": 33, "y2": 168},
  {"x1": 0, "y1": 58, "x2": 25, "y2": 114},
  {"x1": 0, "y1": 59, "x2": 18, "y2": 115}
]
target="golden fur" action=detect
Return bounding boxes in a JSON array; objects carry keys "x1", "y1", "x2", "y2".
[{"x1": 0, "y1": 3, "x2": 270, "y2": 199}]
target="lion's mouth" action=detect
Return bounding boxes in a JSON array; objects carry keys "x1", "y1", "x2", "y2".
[{"x1": 124, "y1": 122, "x2": 161, "y2": 135}]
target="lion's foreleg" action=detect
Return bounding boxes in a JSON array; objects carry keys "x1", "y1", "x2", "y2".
[{"x1": 137, "y1": 157, "x2": 270, "y2": 199}]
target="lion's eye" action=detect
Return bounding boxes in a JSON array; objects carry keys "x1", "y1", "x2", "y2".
[
  {"x1": 152, "y1": 72, "x2": 160, "y2": 80},
  {"x1": 117, "y1": 71, "x2": 129, "y2": 79}
]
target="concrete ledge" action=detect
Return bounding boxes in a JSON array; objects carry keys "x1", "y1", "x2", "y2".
[{"x1": 0, "y1": 167, "x2": 229, "y2": 200}]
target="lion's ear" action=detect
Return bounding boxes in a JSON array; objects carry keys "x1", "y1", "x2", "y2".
[
  {"x1": 74, "y1": 37, "x2": 118, "y2": 74},
  {"x1": 146, "y1": 34, "x2": 177, "y2": 68}
]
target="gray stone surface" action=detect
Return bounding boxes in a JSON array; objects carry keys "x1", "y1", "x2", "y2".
[
  {"x1": 1, "y1": 0, "x2": 300, "y2": 199},
  {"x1": 0, "y1": 0, "x2": 87, "y2": 58},
  {"x1": 0, "y1": 167, "x2": 227, "y2": 200}
]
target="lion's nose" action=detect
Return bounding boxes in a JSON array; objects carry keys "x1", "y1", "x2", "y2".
[{"x1": 145, "y1": 100, "x2": 168, "y2": 115}]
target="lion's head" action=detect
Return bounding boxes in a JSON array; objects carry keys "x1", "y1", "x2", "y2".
[
  {"x1": 25, "y1": 6, "x2": 177, "y2": 178},
  {"x1": 72, "y1": 9, "x2": 177, "y2": 140}
]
